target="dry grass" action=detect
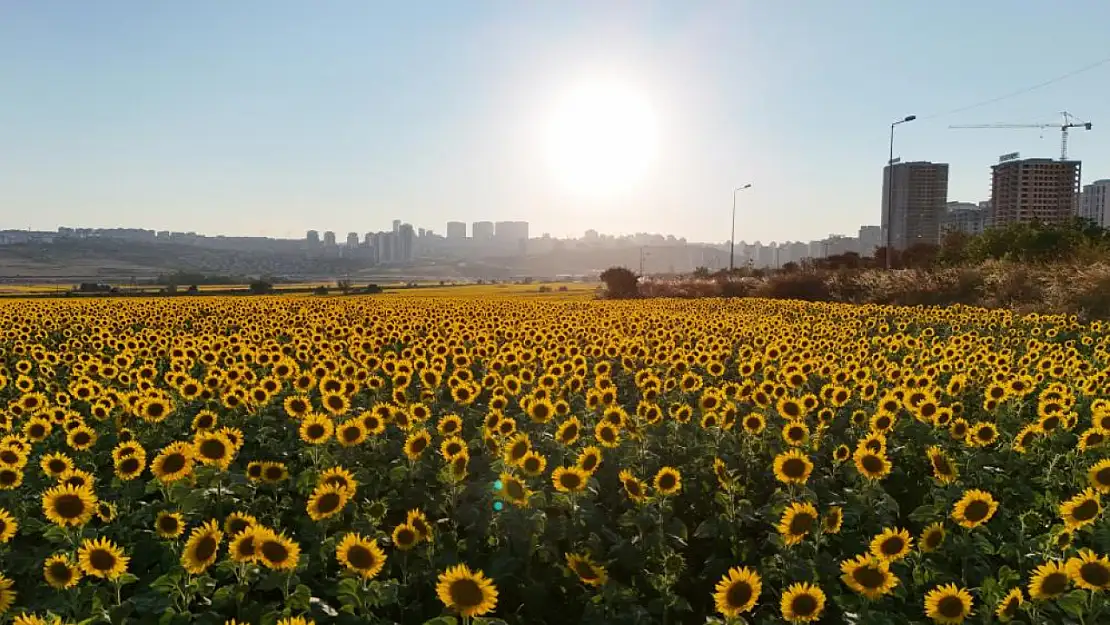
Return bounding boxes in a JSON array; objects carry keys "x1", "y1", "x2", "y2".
[{"x1": 646, "y1": 261, "x2": 1110, "y2": 320}]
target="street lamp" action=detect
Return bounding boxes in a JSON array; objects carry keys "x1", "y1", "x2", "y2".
[
  {"x1": 729, "y1": 183, "x2": 753, "y2": 272},
  {"x1": 886, "y1": 115, "x2": 916, "y2": 269}
]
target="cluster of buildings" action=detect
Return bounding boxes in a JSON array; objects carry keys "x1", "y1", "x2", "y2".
[
  {"x1": 303, "y1": 219, "x2": 530, "y2": 263},
  {"x1": 880, "y1": 155, "x2": 1108, "y2": 252}
]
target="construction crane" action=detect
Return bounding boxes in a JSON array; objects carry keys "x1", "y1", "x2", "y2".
[{"x1": 949, "y1": 111, "x2": 1092, "y2": 160}]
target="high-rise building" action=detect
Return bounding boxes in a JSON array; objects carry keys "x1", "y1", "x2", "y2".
[
  {"x1": 323, "y1": 231, "x2": 337, "y2": 246},
  {"x1": 940, "y1": 202, "x2": 986, "y2": 236},
  {"x1": 346, "y1": 232, "x2": 359, "y2": 247},
  {"x1": 1079, "y1": 179, "x2": 1110, "y2": 228},
  {"x1": 392, "y1": 219, "x2": 401, "y2": 234},
  {"x1": 399, "y1": 223, "x2": 415, "y2": 261},
  {"x1": 494, "y1": 221, "x2": 529, "y2": 254},
  {"x1": 472, "y1": 221, "x2": 494, "y2": 240},
  {"x1": 990, "y1": 158, "x2": 1081, "y2": 227},
  {"x1": 881, "y1": 161, "x2": 949, "y2": 250},
  {"x1": 857, "y1": 226, "x2": 881, "y2": 256},
  {"x1": 446, "y1": 221, "x2": 467, "y2": 239},
  {"x1": 306, "y1": 230, "x2": 320, "y2": 245}
]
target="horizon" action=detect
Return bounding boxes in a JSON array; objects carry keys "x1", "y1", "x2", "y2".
[{"x1": 3, "y1": 1, "x2": 1110, "y2": 243}]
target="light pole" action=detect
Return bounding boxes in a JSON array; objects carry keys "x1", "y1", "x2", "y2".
[
  {"x1": 886, "y1": 115, "x2": 916, "y2": 269},
  {"x1": 729, "y1": 183, "x2": 753, "y2": 272}
]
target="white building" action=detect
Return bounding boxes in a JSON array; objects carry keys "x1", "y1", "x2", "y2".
[{"x1": 1079, "y1": 180, "x2": 1110, "y2": 228}]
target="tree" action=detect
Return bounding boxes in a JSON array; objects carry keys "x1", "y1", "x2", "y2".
[{"x1": 599, "y1": 267, "x2": 639, "y2": 298}]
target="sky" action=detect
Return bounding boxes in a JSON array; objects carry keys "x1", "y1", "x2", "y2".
[{"x1": 3, "y1": 1, "x2": 1110, "y2": 244}]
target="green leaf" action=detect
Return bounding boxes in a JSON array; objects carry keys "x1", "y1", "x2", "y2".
[
  {"x1": 422, "y1": 618, "x2": 458, "y2": 625},
  {"x1": 337, "y1": 577, "x2": 360, "y2": 597},
  {"x1": 288, "y1": 583, "x2": 312, "y2": 612},
  {"x1": 117, "y1": 573, "x2": 140, "y2": 586},
  {"x1": 1057, "y1": 589, "x2": 1087, "y2": 618},
  {"x1": 43, "y1": 525, "x2": 70, "y2": 543}
]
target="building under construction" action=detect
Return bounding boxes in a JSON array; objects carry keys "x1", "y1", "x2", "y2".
[{"x1": 989, "y1": 157, "x2": 1081, "y2": 227}]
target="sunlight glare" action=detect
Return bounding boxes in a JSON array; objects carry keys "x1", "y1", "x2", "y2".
[{"x1": 541, "y1": 81, "x2": 659, "y2": 198}]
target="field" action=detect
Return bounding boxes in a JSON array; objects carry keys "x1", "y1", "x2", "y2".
[{"x1": 0, "y1": 295, "x2": 1108, "y2": 625}]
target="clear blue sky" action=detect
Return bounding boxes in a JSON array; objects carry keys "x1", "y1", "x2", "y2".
[{"x1": 3, "y1": 1, "x2": 1109, "y2": 244}]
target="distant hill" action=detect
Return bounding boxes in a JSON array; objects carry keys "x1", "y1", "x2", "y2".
[{"x1": 0, "y1": 238, "x2": 367, "y2": 281}]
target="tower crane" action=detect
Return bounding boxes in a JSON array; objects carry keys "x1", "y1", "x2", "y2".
[{"x1": 949, "y1": 111, "x2": 1091, "y2": 160}]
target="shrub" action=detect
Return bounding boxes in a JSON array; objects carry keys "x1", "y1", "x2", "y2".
[
  {"x1": 756, "y1": 272, "x2": 830, "y2": 301},
  {"x1": 599, "y1": 267, "x2": 639, "y2": 299}
]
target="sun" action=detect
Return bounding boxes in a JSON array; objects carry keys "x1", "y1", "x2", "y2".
[{"x1": 541, "y1": 81, "x2": 659, "y2": 198}]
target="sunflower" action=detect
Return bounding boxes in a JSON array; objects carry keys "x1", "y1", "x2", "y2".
[
  {"x1": 869, "y1": 527, "x2": 913, "y2": 562},
  {"x1": 336, "y1": 420, "x2": 367, "y2": 447},
  {"x1": 594, "y1": 422, "x2": 620, "y2": 448},
  {"x1": 0, "y1": 508, "x2": 16, "y2": 543},
  {"x1": 566, "y1": 552, "x2": 608, "y2": 586},
  {"x1": 96, "y1": 501, "x2": 117, "y2": 522},
  {"x1": 556, "y1": 417, "x2": 581, "y2": 446},
  {"x1": 619, "y1": 470, "x2": 648, "y2": 504},
  {"x1": 440, "y1": 436, "x2": 467, "y2": 460},
  {"x1": 43, "y1": 554, "x2": 82, "y2": 589},
  {"x1": 407, "y1": 509, "x2": 434, "y2": 543},
  {"x1": 255, "y1": 528, "x2": 301, "y2": 571},
  {"x1": 853, "y1": 447, "x2": 891, "y2": 481},
  {"x1": 924, "y1": 583, "x2": 973, "y2": 624},
  {"x1": 927, "y1": 446, "x2": 959, "y2": 484},
  {"x1": 114, "y1": 452, "x2": 146, "y2": 480},
  {"x1": 318, "y1": 466, "x2": 358, "y2": 495},
  {"x1": 77, "y1": 536, "x2": 129, "y2": 580},
  {"x1": 261, "y1": 461, "x2": 289, "y2": 483},
  {"x1": 224, "y1": 512, "x2": 257, "y2": 536},
  {"x1": 181, "y1": 520, "x2": 223, "y2": 574},
  {"x1": 995, "y1": 587, "x2": 1023, "y2": 622},
  {"x1": 155, "y1": 511, "x2": 185, "y2": 539},
  {"x1": 781, "y1": 420, "x2": 810, "y2": 447},
  {"x1": 822, "y1": 506, "x2": 843, "y2": 534},
  {"x1": 1079, "y1": 427, "x2": 1108, "y2": 452},
  {"x1": 920, "y1": 522, "x2": 946, "y2": 552},
  {"x1": 299, "y1": 414, "x2": 334, "y2": 445},
  {"x1": 1090, "y1": 458, "x2": 1110, "y2": 494},
  {"x1": 742, "y1": 412, "x2": 766, "y2": 434},
  {"x1": 773, "y1": 450, "x2": 813, "y2": 485},
  {"x1": 951, "y1": 489, "x2": 999, "y2": 529},
  {"x1": 39, "y1": 452, "x2": 73, "y2": 479},
  {"x1": 65, "y1": 425, "x2": 97, "y2": 451},
  {"x1": 228, "y1": 527, "x2": 261, "y2": 563},
  {"x1": 839, "y1": 554, "x2": 899, "y2": 600},
  {"x1": 336, "y1": 533, "x2": 386, "y2": 579},
  {"x1": 307, "y1": 484, "x2": 350, "y2": 521},
  {"x1": 150, "y1": 442, "x2": 195, "y2": 483},
  {"x1": 653, "y1": 466, "x2": 682, "y2": 496},
  {"x1": 1028, "y1": 560, "x2": 1070, "y2": 600},
  {"x1": 519, "y1": 451, "x2": 547, "y2": 477},
  {"x1": 1060, "y1": 488, "x2": 1102, "y2": 530},
  {"x1": 392, "y1": 523, "x2": 420, "y2": 550},
  {"x1": 833, "y1": 445, "x2": 850, "y2": 463},
  {"x1": 403, "y1": 430, "x2": 431, "y2": 460},
  {"x1": 778, "y1": 502, "x2": 818, "y2": 546},
  {"x1": 0, "y1": 574, "x2": 15, "y2": 614},
  {"x1": 0, "y1": 467, "x2": 22, "y2": 490},
  {"x1": 713, "y1": 566, "x2": 761, "y2": 617},
  {"x1": 553, "y1": 466, "x2": 589, "y2": 493},
  {"x1": 498, "y1": 473, "x2": 531, "y2": 507},
  {"x1": 1066, "y1": 549, "x2": 1110, "y2": 591},
  {"x1": 576, "y1": 447, "x2": 602, "y2": 473},
  {"x1": 780, "y1": 582, "x2": 825, "y2": 623},
  {"x1": 436, "y1": 563, "x2": 499, "y2": 618},
  {"x1": 42, "y1": 483, "x2": 97, "y2": 527}
]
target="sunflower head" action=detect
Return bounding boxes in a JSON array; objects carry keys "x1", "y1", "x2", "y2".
[{"x1": 435, "y1": 564, "x2": 499, "y2": 618}]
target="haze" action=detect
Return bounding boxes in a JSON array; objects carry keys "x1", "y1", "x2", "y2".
[{"x1": 2, "y1": 1, "x2": 1109, "y2": 243}]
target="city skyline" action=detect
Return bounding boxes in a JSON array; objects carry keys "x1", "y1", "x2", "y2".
[{"x1": 3, "y1": 3, "x2": 1110, "y2": 244}]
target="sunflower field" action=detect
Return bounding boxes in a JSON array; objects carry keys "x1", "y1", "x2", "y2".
[{"x1": 1, "y1": 296, "x2": 1110, "y2": 625}]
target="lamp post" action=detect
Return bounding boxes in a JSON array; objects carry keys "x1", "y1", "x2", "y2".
[
  {"x1": 886, "y1": 115, "x2": 916, "y2": 269},
  {"x1": 729, "y1": 183, "x2": 753, "y2": 272}
]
